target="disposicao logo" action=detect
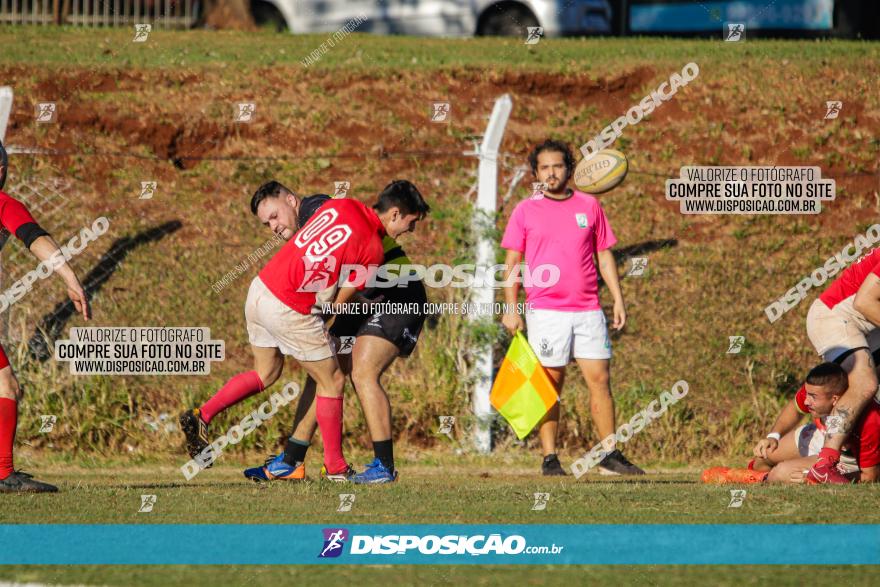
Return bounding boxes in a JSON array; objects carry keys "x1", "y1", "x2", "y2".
[{"x1": 319, "y1": 528, "x2": 349, "y2": 558}]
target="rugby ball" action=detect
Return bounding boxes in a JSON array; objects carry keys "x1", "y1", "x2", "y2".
[{"x1": 573, "y1": 149, "x2": 628, "y2": 194}]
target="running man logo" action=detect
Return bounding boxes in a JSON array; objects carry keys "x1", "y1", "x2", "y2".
[
  {"x1": 319, "y1": 528, "x2": 349, "y2": 558},
  {"x1": 824, "y1": 101, "x2": 843, "y2": 120},
  {"x1": 337, "y1": 336, "x2": 355, "y2": 355},
  {"x1": 35, "y1": 102, "x2": 57, "y2": 123},
  {"x1": 139, "y1": 181, "x2": 157, "y2": 200},
  {"x1": 532, "y1": 492, "x2": 550, "y2": 511},
  {"x1": 728, "y1": 489, "x2": 746, "y2": 508},
  {"x1": 627, "y1": 257, "x2": 648, "y2": 277},
  {"x1": 333, "y1": 181, "x2": 350, "y2": 198},
  {"x1": 337, "y1": 494, "x2": 356, "y2": 512},
  {"x1": 530, "y1": 182, "x2": 546, "y2": 200},
  {"x1": 298, "y1": 255, "x2": 337, "y2": 292},
  {"x1": 727, "y1": 336, "x2": 745, "y2": 354},
  {"x1": 438, "y1": 415, "x2": 455, "y2": 437},
  {"x1": 234, "y1": 103, "x2": 256, "y2": 123},
  {"x1": 133, "y1": 23, "x2": 152, "y2": 42},
  {"x1": 39, "y1": 415, "x2": 57, "y2": 433},
  {"x1": 431, "y1": 102, "x2": 451, "y2": 123},
  {"x1": 139, "y1": 494, "x2": 157, "y2": 513},
  {"x1": 525, "y1": 27, "x2": 544, "y2": 45},
  {"x1": 725, "y1": 23, "x2": 745, "y2": 42}
]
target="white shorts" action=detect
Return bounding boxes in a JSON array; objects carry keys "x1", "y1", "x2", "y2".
[
  {"x1": 795, "y1": 422, "x2": 859, "y2": 473},
  {"x1": 795, "y1": 422, "x2": 825, "y2": 457},
  {"x1": 806, "y1": 296, "x2": 880, "y2": 362},
  {"x1": 525, "y1": 308, "x2": 611, "y2": 368},
  {"x1": 244, "y1": 277, "x2": 334, "y2": 362}
]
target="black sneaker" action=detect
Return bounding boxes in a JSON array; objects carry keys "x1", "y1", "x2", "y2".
[
  {"x1": 179, "y1": 408, "x2": 212, "y2": 466},
  {"x1": 597, "y1": 450, "x2": 645, "y2": 476},
  {"x1": 542, "y1": 454, "x2": 568, "y2": 476},
  {"x1": 0, "y1": 471, "x2": 58, "y2": 493}
]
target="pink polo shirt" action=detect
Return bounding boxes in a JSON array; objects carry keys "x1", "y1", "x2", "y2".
[{"x1": 501, "y1": 190, "x2": 616, "y2": 311}]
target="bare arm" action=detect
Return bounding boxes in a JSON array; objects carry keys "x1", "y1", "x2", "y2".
[
  {"x1": 501, "y1": 249, "x2": 524, "y2": 334},
  {"x1": 853, "y1": 273, "x2": 880, "y2": 326},
  {"x1": 754, "y1": 398, "x2": 803, "y2": 459},
  {"x1": 596, "y1": 248, "x2": 625, "y2": 330},
  {"x1": 28, "y1": 235, "x2": 90, "y2": 320},
  {"x1": 333, "y1": 285, "x2": 358, "y2": 307}
]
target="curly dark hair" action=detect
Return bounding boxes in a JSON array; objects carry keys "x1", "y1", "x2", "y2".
[{"x1": 527, "y1": 139, "x2": 575, "y2": 181}]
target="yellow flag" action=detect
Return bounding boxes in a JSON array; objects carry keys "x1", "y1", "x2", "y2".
[{"x1": 490, "y1": 331, "x2": 559, "y2": 439}]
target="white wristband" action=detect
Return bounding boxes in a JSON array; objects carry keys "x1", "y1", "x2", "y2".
[{"x1": 766, "y1": 432, "x2": 781, "y2": 441}]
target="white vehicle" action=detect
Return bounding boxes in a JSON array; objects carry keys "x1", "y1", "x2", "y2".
[{"x1": 251, "y1": 0, "x2": 612, "y2": 37}]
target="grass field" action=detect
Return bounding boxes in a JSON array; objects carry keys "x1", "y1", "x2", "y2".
[
  {"x1": 2, "y1": 565, "x2": 877, "y2": 587},
  {"x1": 1, "y1": 26, "x2": 879, "y2": 584},
  {"x1": 4, "y1": 454, "x2": 880, "y2": 524},
  {"x1": 2, "y1": 456, "x2": 880, "y2": 585}
]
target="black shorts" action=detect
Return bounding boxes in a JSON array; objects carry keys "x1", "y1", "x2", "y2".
[{"x1": 329, "y1": 286, "x2": 426, "y2": 358}]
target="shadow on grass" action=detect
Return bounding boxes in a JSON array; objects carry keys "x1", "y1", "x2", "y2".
[{"x1": 27, "y1": 220, "x2": 183, "y2": 361}]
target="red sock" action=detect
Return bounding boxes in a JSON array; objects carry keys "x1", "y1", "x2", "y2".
[
  {"x1": 0, "y1": 398, "x2": 17, "y2": 480},
  {"x1": 316, "y1": 396, "x2": 347, "y2": 474},
  {"x1": 819, "y1": 447, "x2": 841, "y2": 463},
  {"x1": 199, "y1": 371, "x2": 264, "y2": 424}
]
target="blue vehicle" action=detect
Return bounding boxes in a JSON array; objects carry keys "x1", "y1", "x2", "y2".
[{"x1": 611, "y1": 0, "x2": 878, "y2": 38}]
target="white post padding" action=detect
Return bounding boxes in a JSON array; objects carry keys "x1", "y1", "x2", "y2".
[
  {"x1": 471, "y1": 94, "x2": 512, "y2": 454},
  {"x1": 0, "y1": 87, "x2": 12, "y2": 143}
]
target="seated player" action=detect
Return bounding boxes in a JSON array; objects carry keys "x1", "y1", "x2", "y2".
[
  {"x1": 757, "y1": 363, "x2": 879, "y2": 483},
  {"x1": 703, "y1": 362, "x2": 880, "y2": 484},
  {"x1": 243, "y1": 183, "x2": 429, "y2": 484}
]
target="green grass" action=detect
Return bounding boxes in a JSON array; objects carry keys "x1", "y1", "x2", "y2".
[
  {"x1": 2, "y1": 458, "x2": 879, "y2": 584},
  {"x1": 1, "y1": 565, "x2": 878, "y2": 587},
  {"x1": 1, "y1": 28, "x2": 878, "y2": 71},
  {"x1": 3, "y1": 456, "x2": 880, "y2": 524}
]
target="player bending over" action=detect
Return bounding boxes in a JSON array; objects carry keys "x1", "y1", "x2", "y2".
[
  {"x1": 805, "y1": 243, "x2": 880, "y2": 483},
  {"x1": 244, "y1": 182, "x2": 429, "y2": 484},
  {"x1": 180, "y1": 181, "x2": 425, "y2": 481},
  {"x1": 0, "y1": 140, "x2": 91, "y2": 493}
]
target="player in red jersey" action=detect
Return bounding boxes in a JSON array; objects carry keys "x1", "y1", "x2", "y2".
[
  {"x1": 181, "y1": 181, "x2": 427, "y2": 481},
  {"x1": 755, "y1": 362, "x2": 879, "y2": 483},
  {"x1": 702, "y1": 362, "x2": 880, "y2": 485},
  {"x1": 0, "y1": 140, "x2": 91, "y2": 493},
  {"x1": 804, "y1": 246, "x2": 880, "y2": 483}
]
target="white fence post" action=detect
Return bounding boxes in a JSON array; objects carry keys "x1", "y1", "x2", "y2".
[
  {"x1": 471, "y1": 94, "x2": 512, "y2": 454},
  {"x1": 0, "y1": 87, "x2": 12, "y2": 144}
]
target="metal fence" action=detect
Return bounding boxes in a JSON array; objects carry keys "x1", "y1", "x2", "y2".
[{"x1": 0, "y1": 0, "x2": 198, "y2": 28}]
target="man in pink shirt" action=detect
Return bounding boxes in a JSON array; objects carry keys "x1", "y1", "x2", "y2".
[{"x1": 500, "y1": 139, "x2": 644, "y2": 476}]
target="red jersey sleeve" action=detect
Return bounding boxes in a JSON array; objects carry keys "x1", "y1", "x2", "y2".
[
  {"x1": 0, "y1": 192, "x2": 38, "y2": 235},
  {"x1": 856, "y1": 406, "x2": 880, "y2": 470},
  {"x1": 0, "y1": 192, "x2": 48, "y2": 248},
  {"x1": 794, "y1": 384, "x2": 810, "y2": 414}
]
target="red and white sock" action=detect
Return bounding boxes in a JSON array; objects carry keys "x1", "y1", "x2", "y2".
[
  {"x1": 316, "y1": 396, "x2": 347, "y2": 474},
  {"x1": 0, "y1": 398, "x2": 17, "y2": 480},
  {"x1": 199, "y1": 371, "x2": 264, "y2": 424}
]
